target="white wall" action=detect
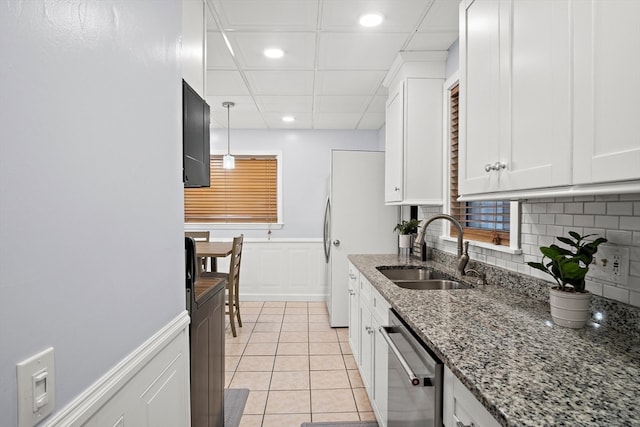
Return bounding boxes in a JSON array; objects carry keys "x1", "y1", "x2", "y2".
[
  {"x1": 0, "y1": 2, "x2": 185, "y2": 425},
  {"x1": 207, "y1": 129, "x2": 380, "y2": 238}
]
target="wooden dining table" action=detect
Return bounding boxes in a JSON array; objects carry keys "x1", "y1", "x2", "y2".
[{"x1": 195, "y1": 241, "x2": 233, "y2": 274}]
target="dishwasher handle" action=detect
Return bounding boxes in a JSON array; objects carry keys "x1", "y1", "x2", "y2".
[{"x1": 379, "y1": 326, "x2": 434, "y2": 387}]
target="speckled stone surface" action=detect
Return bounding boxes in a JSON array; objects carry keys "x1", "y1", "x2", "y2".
[{"x1": 349, "y1": 254, "x2": 640, "y2": 427}]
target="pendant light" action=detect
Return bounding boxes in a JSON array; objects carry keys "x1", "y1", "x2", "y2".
[{"x1": 222, "y1": 101, "x2": 235, "y2": 169}]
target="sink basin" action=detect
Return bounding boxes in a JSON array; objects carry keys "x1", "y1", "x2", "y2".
[
  {"x1": 393, "y1": 279, "x2": 470, "y2": 290},
  {"x1": 376, "y1": 267, "x2": 471, "y2": 290},
  {"x1": 377, "y1": 267, "x2": 446, "y2": 281}
]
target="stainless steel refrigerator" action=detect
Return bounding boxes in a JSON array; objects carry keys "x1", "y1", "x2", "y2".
[{"x1": 324, "y1": 150, "x2": 398, "y2": 327}]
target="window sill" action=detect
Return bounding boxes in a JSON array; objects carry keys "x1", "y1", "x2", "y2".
[
  {"x1": 185, "y1": 223, "x2": 284, "y2": 231},
  {"x1": 441, "y1": 235, "x2": 522, "y2": 255}
]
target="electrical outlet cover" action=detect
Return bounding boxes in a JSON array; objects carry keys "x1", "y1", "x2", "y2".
[{"x1": 590, "y1": 244, "x2": 629, "y2": 285}]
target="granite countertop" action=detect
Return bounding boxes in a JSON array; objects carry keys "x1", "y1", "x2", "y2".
[{"x1": 348, "y1": 254, "x2": 640, "y2": 427}]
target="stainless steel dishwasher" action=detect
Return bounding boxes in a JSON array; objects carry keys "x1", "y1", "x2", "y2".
[{"x1": 379, "y1": 309, "x2": 443, "y2": 427}]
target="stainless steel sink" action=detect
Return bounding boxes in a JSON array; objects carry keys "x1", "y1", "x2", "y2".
[
  {"x1": 376, "y1": 267, "x2": 471, "y2": 290},
  {"x1": 392, "y1": 279, "x2": 470, "y2": 290},
  {"x1": 377, "y1": 267, "x2": 446, "y2": 281}
]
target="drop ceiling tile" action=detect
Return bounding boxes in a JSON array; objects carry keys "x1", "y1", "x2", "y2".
[
  {"x1": 314, "y1": 70, "x2": 386, "y2": 95},
  {"x1": 211, "y1": 0, "x2": 318, "y2": 31},
  {"x1": 205, "y1": 96, "x2": 259, "y2": 113},
  {"x1": 320, "y1": 0, "x2": 433, "y2": 32},
  {"x1": 357, "y1": 113, "x2": 386, "y2": 130},
  {"x1": 211, "y1": 111, "x2": 268, "y2": 129},
  {"x1": 417, "y1": 0, "x2": 459, "y2": 32},
  {"x1": 405, "y1": 31, "x2": 459, "y2": 51},
  {"x1": 314, "y1": 96, "x2": 371, "y2": 114},
  {"x1": 206, "y1": 31, "x2": 236, "y2": 69},
  {"x1": 318, "y1": 33, "x2": 408, "y2": 70},
  {"x1": 313, "y1": 113, "x2": 362, "y2": 129},
  {"x1": 206, "y1": 70, "x2": 251, "y2": 96},
  {"x1": 227, "y1": 32, "x2": 316, "y2": 69},
  {"x1": 255, "y1": 96, "x2": 313, "y2": 113},
  {"x1": 262, "y1": 112, "x2": 313, "y2": 128},
  {"x1": 244, "y1": 70, "x2": 314, "y2": 95}
]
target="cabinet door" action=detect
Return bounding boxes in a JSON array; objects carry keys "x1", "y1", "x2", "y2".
[
  {"x1": 348, "y1": 280, "x2": 360, "y2": 365},
  {"x1": 359, "y1": 302, "x2": 374, "y2": 390},
  {"x1": 459, "y1": 0, "x2": 502, "y2": 195},
  {"x1": 372, "y1": 315, "x2": 388, "y2": 427},
  {"x1": 502, "y1": 0, "x2": 572, "y2": 191},
  {"x1": 443, "y1": 367, "x2": 500, "y2": 427},
  {"x1": 404, "y1": 78, "x2": 444, "y2": 204},
  {"x1": 573, "y1": 0, "x2": 640, "y2": 184},
  {"x1": 385, "y1": 81, "x2": 404, "y2": 203}
]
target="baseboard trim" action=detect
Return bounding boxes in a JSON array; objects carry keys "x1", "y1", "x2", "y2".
[
  {"x1": 241, "y1": 293, "x2": 328, "y2": 302},
  {"x1": 44, "y1": 311, "x2": 191, "y2": 427}
]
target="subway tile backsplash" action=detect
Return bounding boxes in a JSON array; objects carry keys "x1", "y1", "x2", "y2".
[{"x1": 421, "y1": 193, "x2": 640, "y2": 310}]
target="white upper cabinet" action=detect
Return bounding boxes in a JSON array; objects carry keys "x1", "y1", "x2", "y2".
[
  {"x1": 385, "y1": 81, "x2": 404, "y2": 203},
  {"x1": 383, "y1": 52, "x2": 447, "y2": 205},
  {"x1": 573, "y1": 0, "x2": 640, "y2": 185},
  {"x1": 460, "y1": 0, "x2": 640, "y2": 199},
  {"x1": 459, "y1": 0, "x2": 572, "y2": 197}
]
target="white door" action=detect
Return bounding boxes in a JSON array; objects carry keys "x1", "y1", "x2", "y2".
[{"x1": 329, "y1": 150, "x2": 398, "y2": 327}]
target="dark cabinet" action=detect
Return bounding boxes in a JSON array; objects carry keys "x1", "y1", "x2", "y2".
[{"x1": 189, "y1": 277, "x2": 226, "y2": 427}]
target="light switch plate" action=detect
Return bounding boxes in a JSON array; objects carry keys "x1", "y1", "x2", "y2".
[{"x1": 17, "y1": 347, "x2": 55, "y2": 427}]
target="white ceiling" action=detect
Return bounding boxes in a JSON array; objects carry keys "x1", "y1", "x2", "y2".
[{"x1": 205, "y1": 0, "x2": 459, "y2": 130}]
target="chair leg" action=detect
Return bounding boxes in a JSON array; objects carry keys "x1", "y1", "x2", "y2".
[
  {"x1": 235, "y1": 293, "x2": 242, "y2": 328},
  {"x1": 228, "y1": 302, "x2": 237, "y2": 337}
]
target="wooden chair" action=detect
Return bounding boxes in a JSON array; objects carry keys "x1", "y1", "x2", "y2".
[
  {"x1": 203, "y1": 235, "x2": 244, "y2": 337},
  {"x1": 185, "y1": 231, "x2": 212, "y2": 272}
]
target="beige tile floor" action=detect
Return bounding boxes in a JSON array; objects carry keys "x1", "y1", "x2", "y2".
[{"x1": 224, "y1": 301, "x2": 376, "y2": 427}]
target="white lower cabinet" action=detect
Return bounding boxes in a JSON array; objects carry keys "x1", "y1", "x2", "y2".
[
  {"x1": 348, "y1": 267, "x2": 389, "y2": 427},
  {"x1": 348, "y1": 262, "x2": 360, "y2": 365},
  {"x1": 443, "y1": 367, "x2": 500, "y2": 427}
]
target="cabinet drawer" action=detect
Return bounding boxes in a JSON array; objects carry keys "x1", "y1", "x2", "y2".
[
  {"x1": 359, "y1": 275, "x2": 372, "y2": 305},
  {"x1": 371, "y1": 287, "x2": 390, "y2": 324}
]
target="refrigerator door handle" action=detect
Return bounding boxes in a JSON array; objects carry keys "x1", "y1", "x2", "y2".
[{"x1": 323, "y1": 197, "x2": 331, "y2": 262}]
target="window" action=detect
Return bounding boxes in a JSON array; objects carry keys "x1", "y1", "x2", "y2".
[
  {"x1": 184, "y1": 155, "x2": 278, "y2": 223},
  {"x1": 448, "y1": 83, "x2": 511, "y2": 246}
]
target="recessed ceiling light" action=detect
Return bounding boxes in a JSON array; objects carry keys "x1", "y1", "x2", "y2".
[
  {"x1": 359, "y1": 13, "x2": 383, "y2": 27},
  {"x1": 264, "y1": 48, "x2": 285, "y2": 59},
  {"x1": 282, "y1": 116, "x2": 295, "y2": 122}
]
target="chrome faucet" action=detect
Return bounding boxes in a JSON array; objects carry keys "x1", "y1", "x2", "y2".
[{"x1": 417, "y1": 214, "x2": 469, "y2": 276}]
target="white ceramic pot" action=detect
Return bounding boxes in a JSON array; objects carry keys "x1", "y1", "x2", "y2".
[
  {"x1": 549, "y1": 288, "x2": 591, "y2": 329},
  {"x1": 398, "y1": 234, "x2": 412, "y2": 249}
]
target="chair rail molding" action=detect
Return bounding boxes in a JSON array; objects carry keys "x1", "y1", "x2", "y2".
[{"x1": 43, "y1": 311, "x2": 191, "y2": 427}]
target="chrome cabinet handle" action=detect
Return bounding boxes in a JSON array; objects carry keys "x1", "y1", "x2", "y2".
[
  {"x1": 456, "y1": 421, "x2": 475, "y2": 427},
  {"x1": 484, "y1": 161, "x2": 507, "y2": 172},
  {"x1": 394, "y1": 186, "x2": 400, "y2": 191},
  {"x1": 348, "y1": 289, "x2": 356, "y2": 296},
  {"x1": 333, "y1": 240, "x2": 340, "y2": 246},
  {"x1": 349, "y1": 273, "x2": 356, "y2": 279}
]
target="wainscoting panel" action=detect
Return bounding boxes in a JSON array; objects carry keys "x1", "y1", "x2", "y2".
[
  {"x1": 44, "y1": 311, "x2": 191, "y2": 427},
  {"x1": 216, "y1": 239, "x2": 328, "y2": 301}
]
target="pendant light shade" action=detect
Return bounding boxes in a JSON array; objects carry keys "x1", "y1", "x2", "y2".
[{"x1": 222, "y1": 101, "x2": 235, "y2": 169}]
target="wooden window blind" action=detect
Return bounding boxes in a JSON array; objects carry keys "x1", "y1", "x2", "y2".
[
  {"x1": 184, "y1": 155, "x2": 277, "y2": 223},
  {"x1": 449, "y1": 84, "x2": 510, "y2": 245}
]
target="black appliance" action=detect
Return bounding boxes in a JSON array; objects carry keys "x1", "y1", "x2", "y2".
[{"x1": 182, "y1": 80, "x2": 210, "y2": 188}]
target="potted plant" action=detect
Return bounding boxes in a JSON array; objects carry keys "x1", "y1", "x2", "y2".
[
  {"x1": 527, "y1": 231, "x2": 607, "y2": 329},
  {"x1": 394, "y1": 219, "x2": 421, "y2": 249}
]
